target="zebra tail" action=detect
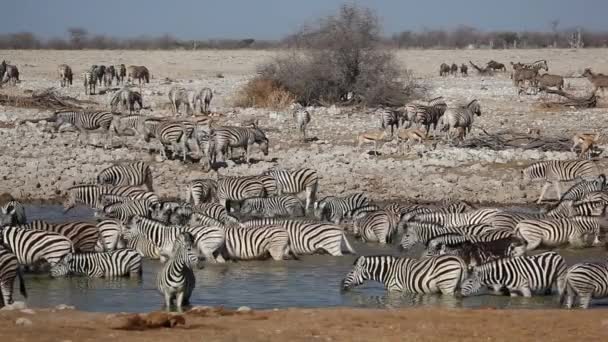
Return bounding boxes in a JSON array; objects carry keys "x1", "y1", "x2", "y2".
[
  {"x1": 17, "y1": 268, "x2": 27, "y2": 298},
  {"x1": 559, "y1": 277, "x2": 571, "y2": 306},
  {"x1": 342, "y1": 233, "x2": 356, "y2": 255},
  {"x1": 145, "y1": 168, "x2": 154, "y2": 192}
]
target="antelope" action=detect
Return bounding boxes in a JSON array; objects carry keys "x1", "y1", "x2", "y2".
[
  {"x1": 582, "y1": 68, "x2": 608, "y2": 93},
  {"x1": 395, "y1": 128, "x2": 426, "y2": 154},
  {"x1": 572, "y1": 132, "x2": 600, "y2": 159},
  {"x1": 356, "y1": 130, "x2": 388, "y2": 155}
]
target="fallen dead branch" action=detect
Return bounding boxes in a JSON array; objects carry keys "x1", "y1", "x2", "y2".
[
  {"x1": 468, "y1": 61, "x2": 494, "y2": 76},
  {"x1": 541, "y1": 88, "x2": 597, "y2": 108},
  {"x1": 460, "y1": 128, "x2": 572, "y2": 152},
  {"x1": 0, "y1": 88, "x2": 97, "y2": 110}
]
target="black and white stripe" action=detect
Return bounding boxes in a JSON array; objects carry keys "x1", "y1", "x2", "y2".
[
  {"x1": 522, "y1": 160, "x2": 598, "y2": 203},
  {"x1": 377, "y1": 109, "x2": 400, "y2": 137},
  {"x1": 512, "y1": 217, "x2": 601, "y2": 255},
  {"x1": 238, "y1": 195, "x2": 305, "y2": 218},
  {"x1": 561, "y1": 262, "x2": 608, "y2": 309},
  {"x1": 63, "y1": 184, "x2": 155, "y2": 212},
  {"x1": 0, "y1": 227, "x2": 73, "y2": 267},
  {"x1": 221, "y1": 224, "x2": 290, "y2": 261},
  {"x1": 187, "y1": 179, "x2": 217, "y2": 205},
  {"x1": 314, "y1": 193, "x2": 370, "y2": 224},
  {"x1": 102, "y1": 199, "x2": 153, "y2": 223},
  {"x1": 0, "y1": 200, "x2": 26, "y2": 227},
  {"x1": 400, "y1": 221, "x2": 503, "y2": 251},
  {"x1": 19, "y1": 220, "x2": 99, "y2": 252},
  {"x1": 144, "y1": 120, "x2": 190, "y2": 161},
  {"x1": 50, "y1": 249, "x2": 142, "y2": 278},
  {"x1": 352, "y1": 210, "x2": 399, "y2": 244},
  {"x1": 264, "y1": 168, "x2": 318, "y2": 210},
  {"x1": 215, "y1": 176, "x2": 266, "y2": 210},
  {"x1": 431, "y1": 237, "x2": 523, "y2": 268},
  {"x1": 0, "y1": 247, "x2": 27, "y2": 307},
  {"x1": 560, "y1": 174, "x2": 606, "y2": 201},
  {"x1": 207, "y1": 126, "x2": 269, "y2": 165},
  {"x1": 156, "y1": 232, "x2": 198, "y2": 312},
  {"x1": 82, "y1": 71, "x2": 97, "y2": 95},
  {"x1": 191, "y1": 203, "x2": 229, "y2": 224},
  {"x1": 94, "y1": 219, "x2": 126, "y2": 252},
  {"x1": 460, "y1": 251, "x2": 566, "y2": 297},
  {"x1": 410, "y1": 208, "x2": 499, "y2": 228},
  {"x1": 441, "y1": 99, "x2": 481, "y2": 141},
  {"x1": 341, "y1": 255, "x2": 467, "y2": 294},
  {"x1": 97, "y1": 162, "x2": 154, "y2": 191},
  {"x1": 413, "y1": 97, "x2": 448, "y2": 137}
]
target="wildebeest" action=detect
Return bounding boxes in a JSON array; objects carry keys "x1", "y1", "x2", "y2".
[
  {"x1": 104, "y1": 66, "x2": 116, "y2": 87},
  {"x1": 127, "y1": 65, "x2": 150, "y2": 85},
  {"x1": 92, "y1": 65, "x2": 106, "y2": 86},
  {"x1": 0, "y1": 60, "x2": 19, "y2": 86},
  {"x1": 582, "y1": 68, "x2": 608, "y2": 93},
  {"x1": 486, "y1": 60, "x2": 506, "y2": 72},
  {"x1": 57, "y1": 64, "x2": 73, "y2": 87},
  {"x1": 450, "y1": 63, "x2": 458, "y2": 76},
  {"x1": 439, "y1": 63, "x2": 450, "y2": 77},
  {"x1": 460, "y1": 64, "x2": 468, "y2": 76},
  {"x1": 116, "y1": 64, "x2": 127, "y2": 84}
]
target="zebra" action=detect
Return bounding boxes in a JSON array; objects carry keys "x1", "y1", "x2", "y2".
[
  {"x1": 191, "y1": 203, "x2": 230, "y2": 223},
  {"x1": 169, "y1": 86, "x2": 191, "y2": 115},
  {"x1": 511, "y1": 217, "x2": 601, "y2": 255},
  {"x1": 149, "y1": 201, "x2": 194, "y2": 225},
  {"x1": 221, "y1": 225, "x2": 291, "y2": 261},
  {"x1": 197, "y1": 88, "x2": 213, "y2": 114},
  {"x1": 432, "y1": 238, "x2": 524, "y2": 268},
  {"x1": 92, "y1": 65, "x2": 106, "y2": 86},
  {"x1": 103, "y1": 65, "x2": 115, "y2": 87},
  {"x1": 19, "y1": 220, "x2": 99, "y2": 252},
  {"x1": 57, "y1": 64, "x2": 73, "y2": 87},
  {"x1": 423, "y1": 230, "x2": 516, "y2": 258},
  {"x1": 124, "y1": 216, "x2": 225, "y2": 262},
  {"x1": 0, "y1": 61, "x2": 19, "y2": 86},
  {"x1": 238, "y1": 195, "x2": 304, "y2": 218},
  {"x1": 409, "y1": 208, "x2": 499, "y2": 228},
  {"x1": 50, "y1": 249, "x2": 142, "y2": 278},
  {"x1": 115, "y1": 64, "x2": 126, "y2": 84},
  {"x1": 187, "y1": 179, "x2": 218, "y2": 205},
  {"x1": 53, "y1": 110, "x2": 113, "y2": 147},
  {"x1": 94, "y1": 219, "x2": 126, "y2": 252},
  {"x1": 400, "y1": 221, "x2": 504, "y2": 251},
  {"x1": 157, "y1": 232, "x2": 198, "y2": 312},
  {"x1": 314, "y1": 193, "x2": 370, "y2": 224},
  {"x1": 102, "y1": 199, "x2": 153, "y2": 223},
  {"x1": 293, "y1": 109, "x2": 311, "y2": 141},
  {"x1": 341, "y1": 255, "x2": 467, "y2": 294},
  {"x1": 511, "y1": 60, "x2": 549, "y2": 71},
  {"x1": 352, "y1": 210, "x2": 399, "y2": 244},
  {"x1": 399, "y1": 201, "x2": 473, "y2": 221},
  {"x1": 377, "y1": 109, "x2": 400, "y2": 137},
  {"x1": 263, "y1": 168, "x2": 318, "y2": 210},
  {"x1": 522, "y1": 159, "x2": 598, "y2": 203},
  {"x1": 241, "y1": 175, "x2": 278, "y2": 196},
  {"x1": 242, "y1": 219, "x2": 356, "y2": 256},
  {"x1": 215, "y1": 176, "x2": 266, "y2": 211},
  {"x1": 110, "y1": 87, "x2": 143, "y2": 114},
  {"x1": 441, "y1": 99, "x2": 481, "y2": 142},
  {"x1": 559, "y1": 174, "x2": 606, "y2": 201},
  {"x1": 412, "y1": 97, "x2": 447, "y2": 138},
  {"x1": 576, "y1": 191, "x2": 608, "y2": 206},
  {"x1": 460, "y1": 251, "x2": 566, "y2": 297},
  {"x1": 144, "y1": 120, "x2": 191, "y2": 161},
  {"x1": 560, "y1": 262, "x2": 608, "y2": 309},
  {"x1": 0, "y1": 227, "x2": 73, "y2": 267},
  {"x1": 0, "y1": 200, "x2": 26, "y2": 227},
  {"x1": 97, "y1": 162, "x2": 154, "y2": 191},
  {"x1": 207, "y1": 126, "x2": 269, "y2": 166},
  {"x1": 63, "y1": 184, "x2": 154, "y2": 212},
  {"x1": 127, "y1": 65, "x2": 150, "y2": 85},
  {"x1": 83, "y1": 71, "x2": 97, "y2": 95},
  {"x1": 0, "y1": 247, "x2": 27, "y2": 307}
]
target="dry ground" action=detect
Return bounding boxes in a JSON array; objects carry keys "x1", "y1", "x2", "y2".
[{"x1": 1, "y1": 307, "x2": 607, "y2": 342}]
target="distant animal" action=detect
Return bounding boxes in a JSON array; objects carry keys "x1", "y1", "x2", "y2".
[
  {"x1": 92, "y1": 65, "x2": 106, "y2": 86},
  {"x1": 450, "y1": 63, "x2": 458, "y2": 75},
  {"x1": 572, "y1": 132, "x2": 600, "y2": 159},
  {"x1": 169, "y1": 86, "x2": 191, "y2": 115},
  {"x1": 116, "y1": 64, "x2": 126, "y2": 84},
  {"x1": 57, "y1": 64, "x2": 73, "y2": 87},
  {"x1": 486, "y1": 60, "x2": 506, "y2": 72},
  {"x1": 82, "y1": 71, "x2": 97, "y2": 95},
  {"x1": 527, "y1": 128, "x2": 541, "y2": 137},
  {"x1": 127, "y1": 65, "x2": 150, "y2": 85},
  {"x1": 293, "y1": 109, "x2": 311, "y2": 141},
  {"x1": 396, "y1": 128, "x2": 426, "y2": 154},
  {"x1": 582, "y1": 68, "x2": 608, "y2": 93},
  {"x1": 194, "y1": 88, "x2": 213, "y2": 114},
  {"x1": 104, "y1": 65, "x2": 116, "y2": 87},
  {"x1": 534, "y1": 73, "x2": 564, "y2": 91},
  {"x1": 0, "y1": 200, "x2": 26, "y2": 227},
  {"x1": 511, "y1": 60, "x2": 549, "y2": 72},
  {"x1": 441, "y1": 99, "x2": 482, "y2": 142},
  {"x1": 460, "y1": 64, "x2": 468, "y2": 76},
  {"x1": 111, "y1": 87, "x2": 143, "y2": 114},
  {"x1": 439, "y1": 63, "x2": 450, "y2": 76},
  {"x1": 356, "y1": 130, "x2": 388, "y2": 155},
  {"x1": 0, "y1": 60, "x2": 19, "y2": 86},
  {"x1": 468, "y1": 61, "x2": 493, "y2": 76}
]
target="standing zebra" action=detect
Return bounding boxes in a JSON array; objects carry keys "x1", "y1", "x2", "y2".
[
  {"x1": 104, "y1": 66, "x2": 115, "y2": 87},
  {"x1": 0, "y1": 200, "x2": 26, "y2": 227},
  {"x1": 0, "y1": 247, "x2": 27, "y2": 307},
  {"x1": 144, "y1": 120, "x2": 190, "y2": 161},
  {"x1": 559, "y1": 174, "x2": 606, "y2": 202},
  {"x1": 187, "y1": 179, "x2": 217, "y2": 205},
  {"x1": 207, "y1": 126, "x2": 269, "y2": 166},
  {"x1": 460, "y1": 251, "x2": 566, "y2": 297},
  {"x1": 50, "y1": 249, "x2": 142, "y2": 278},
  {"x1": 215, "y1": 176, "x2": 266, "y2": 211},
  {"x1": 293, "y1": 109, "x2": 311, "y2": 141},
  {"x1": 115, "y1": 64, "x2": 126, "y2": 84},
  {"x1": 157, "y1": 232, "x2": 198, "y2": 312},
  {"x1": 412, "y1": 97, "x2": 447, "y2": 138},
  {"x1": 561, "y1": 261, "x2": 608, "y2": 309},
  {"x1": 221, "y1": 225, "x2": 291, "y2": 261},
  {"x1": 378, "y1": 109, "x2": 400, "y2": 137},
  {"x1": 102, "y1": 199, "x2": 153, "y2": 223},
  {"x1": 110, "y1": 87, "x2": 143, "y2": 114},
  {"x1": 512, "y1": 217, "x2": 601, "y2": 255},
  {"x1": 408, "y1": 208, "x2": 499, "y2": 228},
  {"x1": 314, "y1": 192, "x2": 370, "y2": 224},
  {"x1": 352, "y1": 209, "x2": 399, "y2": 244},
  {"x1": 19, "y1": 220, "x2": 99, "y2": 252},
  {"x1": 169, "y1": 86, "x2": 191, "y2": 115},
  {"x1": 238, "y1": 195, "x2": 305, "y2": 218},
  {"x1": 522, "y1": 160, "x2": 598, "y2": 203},
  {"x1": 0, "y1": 227, "x2": 73, "y2": 267},
  {"x1": 341, "y1": 255, "x2": 467, "y2": 294},
  {"x1": 83, "y1": 71, "x2": 97, "y2": 95},
  {"x1": 190, "y1": 87, "x2": 213, "y2": 114},
  {"x1": 441, "y1": 99, "x2": 481, "y2": 142},
  {"x1": 94, "y1": 219, "x2": 126, "y2": 252},
  {"x1": 264, "y1": 168, "x2": 318, "y2": 211},
  {"x1": 53, "y1": 110, "x2": 114, "y2": 147},
  {"x1": 63, "y1": 184, "x2": 154, "y2": 212},
  {"x1": 97, "y1": 162, "x2": 154, "y2": 191},
  {"x1": 57, "y1": 64, "x2": 73, "y2": 87}
]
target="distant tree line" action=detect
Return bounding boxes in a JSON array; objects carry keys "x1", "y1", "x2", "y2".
[{"x1": 0, "y1": 25, "x2": 607, "y2": 50}]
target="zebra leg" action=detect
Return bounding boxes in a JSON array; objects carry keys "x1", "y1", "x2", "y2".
[
  {"x1": 175, "y1": 291, "x2": 184, "y2": 313},
  {"x1": 537, "y1": 182, "x2": 551, "y2": 204},
  {"x1": 579, "y1": 294, "x2": 592, "y2": 309},
  {"x1": 163, "y1": 292, "x2": 172, "y2": 312},
  {"x1": 554, "y1": 182, "x2": 562, "y2": 201}
]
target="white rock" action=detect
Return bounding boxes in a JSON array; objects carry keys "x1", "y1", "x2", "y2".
[
  {"x1": 15, "y1": 317, "x2": 33, "y2": 326},
  {"x1": 1, "y1": 301, "x2": 26, "y2": 311},
  {"x1": 20, "y1": 309, "x2": 35, "y2": 315},
  {"x1": 237, "y1": 306, "x2": 252, "y2": 312},
  {"x1": 55, "y1": 304, "x2": 75, "y2": 310}
]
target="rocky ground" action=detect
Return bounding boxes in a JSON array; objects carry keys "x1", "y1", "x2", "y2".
[
  {"x1": 0, "y1": 49, "x2": 607, "y2": 204},
  {"x1": 1, "y1": 306, "x2": 607, "y2": 342}
]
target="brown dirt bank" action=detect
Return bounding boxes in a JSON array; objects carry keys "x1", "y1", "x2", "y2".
[{"x1": 1, "y1": 307, "x2": 606, "y2": 342}]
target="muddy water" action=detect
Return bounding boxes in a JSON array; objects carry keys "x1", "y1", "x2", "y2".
[{"x1": 14, "y1": 205, "x2": 608, "y2": 312}]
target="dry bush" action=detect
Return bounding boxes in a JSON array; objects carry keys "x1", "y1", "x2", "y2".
[{"x1": 231, "y1": 78, "x2": 295, "y2": 110}]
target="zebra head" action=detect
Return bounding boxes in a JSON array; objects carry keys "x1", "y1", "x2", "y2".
[
  {"x1": 467, "y1": 99, "x2": 481, "y2": 116},
  {"x1": 341, "y1": 256, "x2": 372, "y2": 291},
  {"x1": 50, "y1": 253, "x2": 73, "y2": 277},
  {"x1": 399, "y1": 225, "x2": 421, "y2": 250},
  {"x1": 238, "y1": 199, "x2": 257, "y2": 216},
  {"x1": 460, "y1": 271, "x2": 483, "y2": 297},
  {"x1": 172, "y1": 232, "x2": 200, "y2": 268},
  {"x1": 506, "y1": 239, "x2": 527, "y2": 257},
  {"x1": 123, "y1": 215, "x2": 144, "y2": 240},
  {"x1": 0, "y1": 203, "x2": 17, "y2": 227}
]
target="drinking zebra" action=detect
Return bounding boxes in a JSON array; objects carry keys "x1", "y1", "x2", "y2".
[
  {"x1": 50, "y1": 249, "x2": 142, "y2": 278},
  {"x1": 207, "y1": 126, "x2": 269, "y2": 166},
  {"x1": 441, "y1": 99, "x2": 481, "y2": 142},
  {"x1": 314, "y1": 192, "x2": 370, "y2": 224},
  {"x1": 102, "y1": 199, "x2": 153, "y2": 223},
  {"x1": 560, "y1": 262, "x2": 608, "y2": 309},
  {"x1": 413, "y1": 97, "x2": 447, "y2": 138},
  {"x1": 18, "y1": 220, "x2": 99, "y2": 252},
  {"x1": 264, "y1": 168, "x2": 318, "y2": 211},
  {"x1": 215, "y1": 176, "x2": 266, "y2": 211},
  {"x1": 221, "y1": 225, "x2": 291, "y2": 261},
  {"x1": 238, "y1": 195, "x2": 305, "y2": 218},
  {"x1": 157, "y1": 232, "x2": 198, "y2": 312},
  {"x1": 460, "y1": 251, "x2": 566, "y2": 297},
  {"x1": 0, "y1": 247, "x2": 27, "y2": 307},
  {"x1": 511, "y1": 217, "x2": 601, "y2": 255},
  {"x1": 241, "y1": 219, "x2": 356, "y2": 256},
  {"x1": 409, "y1": 208, "x2": 499, "y2": 228},
  {"x1": 522, "y1": 159, "x2": 598, "y2": 203},
  {"x1": 352, "y1": 210, "x2": 399, "y2": 244},
  {"x1": 0, "y1": 227, "x2": 73, "y2": 267},
  {"x1": 429, "y1": 237, "x2": 523, "y2": 268},
  {"x1": 97, "y1": 162, "x2": 154, "y2": 191},
  {"x1": 0, "y1": 200, "x2": 26, "y2": 227},
  {"x1": 341, "y1": 255, "x2": 467, "y2": 294},
  {"x1": 293, "y1": 109, "x2": 311, "y2": 141},
  {"x1": 400, "y1": 221, "x2": 504, "y2": 251},
  {"x1": 63, "y1": 184, "x2": 155, "y2": 212}
]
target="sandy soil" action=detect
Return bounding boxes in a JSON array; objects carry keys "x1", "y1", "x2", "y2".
[
  {"x1": 0, "y1": 49, "x2": 607, "y2": 204},
  {"x1": 1, "y1": 307, "x2": 607, "y2": 342}
]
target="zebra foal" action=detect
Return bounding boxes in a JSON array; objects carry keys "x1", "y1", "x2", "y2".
[
  {"x1": 157, "y1": 232, "x2": 198, "y2": 312},
  {"x1": 50, "y1": 249, "x2": 142, "y2": 278}
]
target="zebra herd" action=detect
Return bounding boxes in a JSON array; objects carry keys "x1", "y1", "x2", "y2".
[{"x1": 0, "y1": 156, "x2": 607, "y2": 310}]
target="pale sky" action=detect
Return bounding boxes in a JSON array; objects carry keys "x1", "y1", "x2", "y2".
[{"x1": 2, "y1": 0, "x2": 606, "y2": 40}]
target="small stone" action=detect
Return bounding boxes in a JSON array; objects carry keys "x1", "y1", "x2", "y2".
[
  {"x1": 15, "y1": 317, "x2": 32, "y2": 326},
  {"x1": 20, "y1": 309, "x2": 35, "y2": 315},
  {"x1": 55, "y1": 304, "x2": 75, "y2": 310},
  {"x1": 237, "y1": 306, "x2": 252, "y2": 312},
  {"x1": 1, "y1": 301, "x2": 26, "y2": 311}
]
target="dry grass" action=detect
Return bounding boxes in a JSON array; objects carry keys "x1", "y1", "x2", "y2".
[{"x1": 231, "y1": 77, "x2": 295, "y2": 110}]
